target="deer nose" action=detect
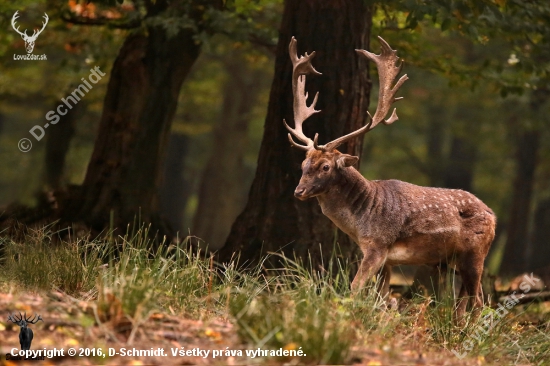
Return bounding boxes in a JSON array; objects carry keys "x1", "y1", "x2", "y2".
[{"x1": 294, "y1": 186, "x2": 306, "y2": 198}]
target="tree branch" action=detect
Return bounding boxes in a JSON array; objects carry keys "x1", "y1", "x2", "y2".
[
  {"x1": 248, "y1": 34, "x2": 276, "y2": 55},
  {"x1": 60, "y1": 11, "x2": 143, "y2": 29}
]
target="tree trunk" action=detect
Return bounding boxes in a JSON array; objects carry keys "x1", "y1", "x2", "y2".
[
  {"x1": 64, "y1": 1, "x2": 215, "y2": 235},
  {"x1": 192, "y1": 51, "x2": 265, "y2": 250},
  {"x1": 530, "y1": 197, "x2": 550, "y2": 271},
  {"x1": 218, "y1": 0, "x2": 372, "y2": 269},
  {"x1": 499, "y1": 129, "x2": 539, "y2": 275},
  {"x1": 499, "y1": 89, "x2": 548, "y2": 275}
]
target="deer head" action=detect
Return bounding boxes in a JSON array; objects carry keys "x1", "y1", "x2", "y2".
[
  {"x1": 8, "y1": 312, "x2": 43, "y2": 328},
  {"x1": 11, "y1": 11, "x2": 49, "y2": 54},
  {"x1": 284, "y1": 37, "x2": 408, "y2": 200}
]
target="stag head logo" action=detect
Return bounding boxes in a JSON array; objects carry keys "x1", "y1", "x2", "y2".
[
  {"x1": 11, "y1": 11, "x2": 49, "y2": 54},
  {"x1": 7, "y1": 312, "x2": 43, "y2": 350}
]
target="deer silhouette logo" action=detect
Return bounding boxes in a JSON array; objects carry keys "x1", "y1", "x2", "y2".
[
  {"x1": 7, "y1": 312, "x2": 43, "y2": 350},
  {"x1": 11, "y1": 11, "x2": 49, "y2": 54}
]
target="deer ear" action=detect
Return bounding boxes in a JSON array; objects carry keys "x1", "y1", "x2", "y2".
[{"x1": 336, "y1": 154, "x2": 359, "y2": 169}]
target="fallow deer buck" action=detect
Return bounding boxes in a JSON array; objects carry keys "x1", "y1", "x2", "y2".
[{"x1": 284, "y1": 36, "x2": 496, "y2": 317}]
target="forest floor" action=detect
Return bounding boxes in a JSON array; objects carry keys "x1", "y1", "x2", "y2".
[
  {"x1": 0, "y1": 228, "x2": 548, "y2": 365},
  {"x1": 0, "y1": 289, "x2": 474, "y2": 366}
]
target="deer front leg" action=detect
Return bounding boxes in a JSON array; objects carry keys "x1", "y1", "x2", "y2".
[{"x1": 351, "y1": 244, "x2": 387, "y2": 293}]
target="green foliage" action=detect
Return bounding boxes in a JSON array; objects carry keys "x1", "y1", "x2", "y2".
[{"x1": 373, "y1": 0, "x2": 550, "y2": 95}]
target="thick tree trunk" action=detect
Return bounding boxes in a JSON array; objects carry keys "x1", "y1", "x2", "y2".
[
  {"x1": 192, "y1": 52, "x2": 265, "y2": 250},
  {"x1": 219, "y1": 0, "x2": 372, "y2": 268},
  {"x1": 63, "y1": 2, "x2": 210, "y2": 235}
]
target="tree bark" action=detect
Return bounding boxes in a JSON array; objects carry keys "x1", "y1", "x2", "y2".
[
  {"x1": 64, "y1": 1, "x2": 218, "y2": 235},
  {"x1": 219, "y1": 0, "x2": 372, "y2": 269},
  {"x1": 530, "y1": 197, "x2": 550, "y2": 271},
  {"x1": 499, "y1": 131, "x2": 539, "y2": 275},
  {"x1": 192, "y1": 51, "x2": 265, "y2": 250}
]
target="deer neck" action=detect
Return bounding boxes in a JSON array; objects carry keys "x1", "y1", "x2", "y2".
[{"x1": 316, "y1": 167, "x2": 375, "y2": 236}]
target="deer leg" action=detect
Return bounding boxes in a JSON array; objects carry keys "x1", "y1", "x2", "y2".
[
  {"x1": 351, "y1": 247, "x2": 386, "y2": 293},
  {"x1": 455, "y1": 282, "x2": 468, "y2": 318},
  {"x1": 378, "y1": 264, "x2": 392, "y2": 299},
  {"x1": 455, "y1": 253, "x2": 484, "y2": 318}
]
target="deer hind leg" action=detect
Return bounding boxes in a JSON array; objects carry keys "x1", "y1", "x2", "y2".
[
  {"x1": 455, "y1": 253, "x2": 484, "y2": 318},
  {"x1": 378, "y1": 264, "x2": 392, "y2": 299}
]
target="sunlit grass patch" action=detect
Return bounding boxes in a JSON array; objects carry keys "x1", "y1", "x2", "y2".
[
  {"x1": 228, "y1": 254, "x2": 359, "y2": 364},
  {"x1": 1, "y1": 226, "x2": 103, "y2": 294}
]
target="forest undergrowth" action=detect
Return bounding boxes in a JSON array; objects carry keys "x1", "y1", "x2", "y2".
[{"x1": 0, "y1": 226, "x2": 548, "y2": 365}]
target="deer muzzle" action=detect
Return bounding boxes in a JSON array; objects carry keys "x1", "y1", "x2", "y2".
[{"x1": 294, "y1": 185, "x2": 309, "y2": 200}]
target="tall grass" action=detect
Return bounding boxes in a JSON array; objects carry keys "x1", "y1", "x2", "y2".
[
  {"x1": 1, "y1": 226, "x2": 104, "y2": 293},
  {"x1": 0, "y1": 226, "x2": 548, "y2": 364},
  {"x1": 227, "y1": 254, "x2": 369, "y2": 364}
]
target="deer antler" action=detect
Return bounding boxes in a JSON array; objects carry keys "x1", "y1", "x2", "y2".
[
  {"x1": 11, "y1": 11, "x2": 28, "y2": 38},
  {"x1": 316, "y1": 37, "x2": 408, "y2": 152},
  {"x1": 11, "y1": 12, "x2": 48, "y2": 40},
  {"x1": 8, "y1": 312, "x2": 24, "y2": 324},
  {"x1": 283, "y1": 37, "x2": 322, "y2": 151},
  {"x1": 25, "y1": 313, "x2": 43, "y2": 324},
  {"x1": 284, "y1": 37, "x2": 407, "y2": 152},
  {"x1": 30, "y1": 13, "x2": 49, "y2": 40}
]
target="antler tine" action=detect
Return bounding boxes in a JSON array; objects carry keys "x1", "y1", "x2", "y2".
[
  {"x1": 36, "y1": 13, "x2": 48, "y2": 37},
  {"x1": 29, "y1": 13, "x2": 49, "y2": 39},
  {"x1": 359, "y1": 36, "x2": 408, "y2": 129},
  {"x1": 7, "y1": 313, "x2": 17, "y2": 323},
  {"x1": 26, "y1": 314, "x2": 43, "y2": 324},
  {"x1": 285, "y1": 128, "x2": 309, "y2": 151},
  {"x1": 320, "y1": 36, "x2": 408, "y2": 152},
  {"x1": 11, "y1": 11, "x2": 27, "y2": 37},
  {"x1": 284, "y1": 37, "x2": 322, "y2": 150}
]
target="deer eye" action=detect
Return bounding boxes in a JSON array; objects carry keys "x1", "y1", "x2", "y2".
[{"x1": 322, "y1": 165, "x2": 330, "y2": 171}]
